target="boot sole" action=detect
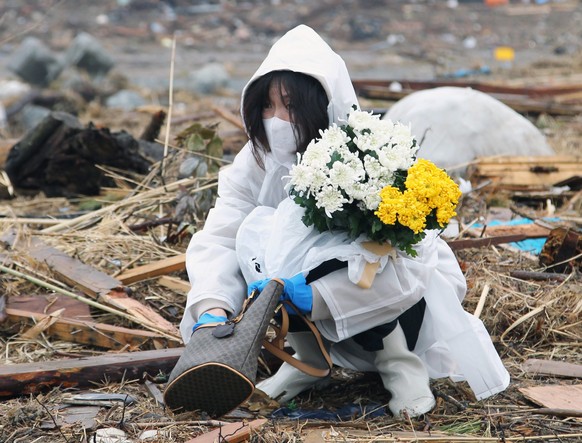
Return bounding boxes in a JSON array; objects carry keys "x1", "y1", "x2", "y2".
[{"x1": 164, "y1": 362, "x2": 254, "y2": 418}]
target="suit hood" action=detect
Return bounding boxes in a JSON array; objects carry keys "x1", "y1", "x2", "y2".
[{"x1": 241, "y1": 25, "x2": 359, "y2": 128}]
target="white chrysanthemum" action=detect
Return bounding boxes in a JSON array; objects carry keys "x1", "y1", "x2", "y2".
[
  {"x1": 289, "y1": 163, "x2": 314, "y2": 193},
  {"x1": 347, "y1": 109, "x2": 380, "y2": 132},
  {"x1": 321, "y1": 124, "x2": 350, "y2": 149},
  {"x1": 316, "y1": 185, "x2": 348, "y2": 217},
  {"x1": 377, "y1": 148, "x2": 404, "y2": 172},
  {"x1": 346, "y1": 182, "x2": 368, "y2": 201},
  {"x1": 392, "y1": 121, "x2": 413, "y2": 138},
  {"x1": 341, "y1": 148, "x2": 363, "y2": 165},
  {"x1": 363, "y1": 155, "x2": 383, "y2": 179},
  {"x1": 354, "y1": 132, "x2": 379, "y2": 152},
  {"x1": 301, "y1": 141, "x2": 332, "y2": 169},
  {"x1": 329, "y1": 160, "x2": 364, "y2": 191},
  {"x1": 310, "y1": 168, "x2": 330, "y2": 192},
  {"x1": 362, "y1": 184, "x2": 382, "y2": 210},
  {"x1": 348, "y1": 158, "x2": 366, "y2": 180},
  {"x1": 378, "y1": 117, "x2": 395, "y2": 133}
]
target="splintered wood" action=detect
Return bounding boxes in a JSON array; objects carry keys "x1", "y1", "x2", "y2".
[
  {"x1": 1, "y1": 228, "x2": 182, "y2": 349},
  {"x1": 469, "y1": 155, "x2": 582, "y2": 190},
  {"x1": 0, "y1": 348, "x2": 183, "y2": 398}
]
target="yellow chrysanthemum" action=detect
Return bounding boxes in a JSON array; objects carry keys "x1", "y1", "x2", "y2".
[
  {"x1": 397, "y1": 190, "x2": 431, "y2": 234},
  {"x1": 405, "y1": 159, "x2": 441, "y2": 201},
  {"x1": 436, "y1": 203, "x2": 458, "y2": 226},
  {"x1": 375, "y1": 186, "x2": 402, "y2": 225},
  {"x1": 406, "y1": 159, "x2": 461, "y2": 219}
]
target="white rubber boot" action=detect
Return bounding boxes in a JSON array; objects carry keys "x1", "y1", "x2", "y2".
[
  {"x1": 256, "y1": 331, "x2": 330, "y2": 403},
  {"x1": 374, "y1": 324, "x2": 435, "y2": 418}
]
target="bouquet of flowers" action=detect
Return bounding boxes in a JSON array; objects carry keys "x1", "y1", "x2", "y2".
[{"x1": 288, "y1": 108, "x2": 461, "y2": 257}]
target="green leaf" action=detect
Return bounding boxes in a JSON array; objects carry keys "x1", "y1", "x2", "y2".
[{"x1": 185, "y1": 133, "x2": 206, "y2": 152}]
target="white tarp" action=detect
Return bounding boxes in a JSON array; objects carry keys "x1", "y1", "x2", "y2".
[{"x1": 383, "y1": 86, "x2": 555, "y2": 176}]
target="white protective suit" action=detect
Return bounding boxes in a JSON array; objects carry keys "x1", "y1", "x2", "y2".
[{"x1": 182, "y1": 25, "x2": 510, "y2": 401}]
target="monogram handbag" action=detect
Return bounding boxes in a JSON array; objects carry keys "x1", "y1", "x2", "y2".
[{"x1": 163, "y1": 279, "x2": 332, "y2": 418}]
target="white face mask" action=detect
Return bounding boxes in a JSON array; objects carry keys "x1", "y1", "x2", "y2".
[{"x1": 263, "y1": 117, "x2": 298, "y2": 166}]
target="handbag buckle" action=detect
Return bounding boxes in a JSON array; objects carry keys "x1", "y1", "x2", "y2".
[{"x1": 212, "y1": 322, "x2": 235, "y2": 338}]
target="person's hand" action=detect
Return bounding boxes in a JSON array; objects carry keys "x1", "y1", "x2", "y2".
[
  {"x1": 247, "y1": 274, "x2": 312, "y2": 315},
  {"x1": 247, "y1": 278, "x2": 271, "y2": 297},
  {"x1": 279, "y1": 273, "x2": 312, "y2": 315},
  {"x1": 192, "y1": 312, "x2": 228, "y2": 333}
]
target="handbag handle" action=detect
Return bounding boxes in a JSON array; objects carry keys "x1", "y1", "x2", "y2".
[{"x1": 261, "y1": 278, "x2": 333, "y2": 378}]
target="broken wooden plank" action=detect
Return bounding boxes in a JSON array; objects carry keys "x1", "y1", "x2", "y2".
[
  {"x1": 0, "y1": 347, "x2": 183, "y2": 399},
  {"x1": 469, "y1": 155, "x2": 582, "y2": 189},
  {"x1": 116, "y1": 253, "x2": 186, "y2": 285},
  {"x1": 476, "y1": 223, "x2": 551, "y2": 238},
  {"x1": 184, "y1": 418, "x2": 268, "y2": 443},
  {"x1": 20, "y1": 308, "x2": 65, "y2": 339},
  {"x1": 158, "y1": 275, "x2": 191, "y2": 294},
  {"x1": 3, "y1": 307, "x2": 176, "y2": 350},
  {"x1": 6, "y1": 293, "x2": 91, "y2": 320},
  {"x1": 522, "y1": 359, "x2": 582, "y2": 378},
  {"x1": 519, "y1": 384, "x2": 582, "y2": 412},
  {"x1": 1, "y1": 229, "x2": 180, "y2": 339},
  {"x1": 1, "y1": 229, "x2": 120, "y2": 297},
  {"x1": 303, "y1": 428, "x2": 491, "y2": 443},
  {"x1": 0, "y1": 263, "x2": 181, "y2": 343}
]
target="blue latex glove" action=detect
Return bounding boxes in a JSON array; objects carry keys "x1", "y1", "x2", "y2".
[
  {"x1": 247, "y1": 278, "x2": 271, "y2": 297},
  {"x1": 192, "y1": 312, "x2": 228, "y2": 332},
  {"x1": 247, "y1": 273, "x2": 312, "y2": 315}
]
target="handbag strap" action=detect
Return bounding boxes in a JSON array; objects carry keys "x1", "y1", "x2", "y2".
[{"x1": 262, "y1": 282, "x2": 334, "y2": 378}]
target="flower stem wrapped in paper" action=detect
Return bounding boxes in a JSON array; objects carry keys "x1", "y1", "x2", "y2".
[{"x1": 288, "y1": 108, "x2": 461, "y2": 288}]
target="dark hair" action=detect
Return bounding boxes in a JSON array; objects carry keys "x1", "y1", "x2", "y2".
[{"x1": 242, "y1": 70, "x2": 329, "y2": 168}]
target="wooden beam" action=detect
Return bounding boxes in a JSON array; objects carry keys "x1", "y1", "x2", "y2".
[
  {"x1": 447, "y1": 234, "x2": 531, "y2": 251},
  {"x1": 0, "y1": 348, "x2": 183, "y2": 399},
  {"x1": 352, "y1": 79, "x2": 582, "y2": 98},
  {"x1": 116, "y1": 254, "x2": 186, "y2": 285},
  {"x1": 352, "y1": 80, "x2": 582, "y2": 116}
]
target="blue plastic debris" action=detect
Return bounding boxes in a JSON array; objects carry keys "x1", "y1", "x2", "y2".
[
  {"x1": 479, "y1": 218, "x2": 559, "y2": 255},
  {"x1": 270, "y1": 403, "x2": 387, "y2": 420},
  {"x1": 442, "y1": 66, "x2": 491, "y2": 79}
]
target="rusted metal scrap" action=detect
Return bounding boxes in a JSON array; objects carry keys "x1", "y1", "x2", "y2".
[{"x1": 539, "y1": 227, "x2": 582, "y2": 272}]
